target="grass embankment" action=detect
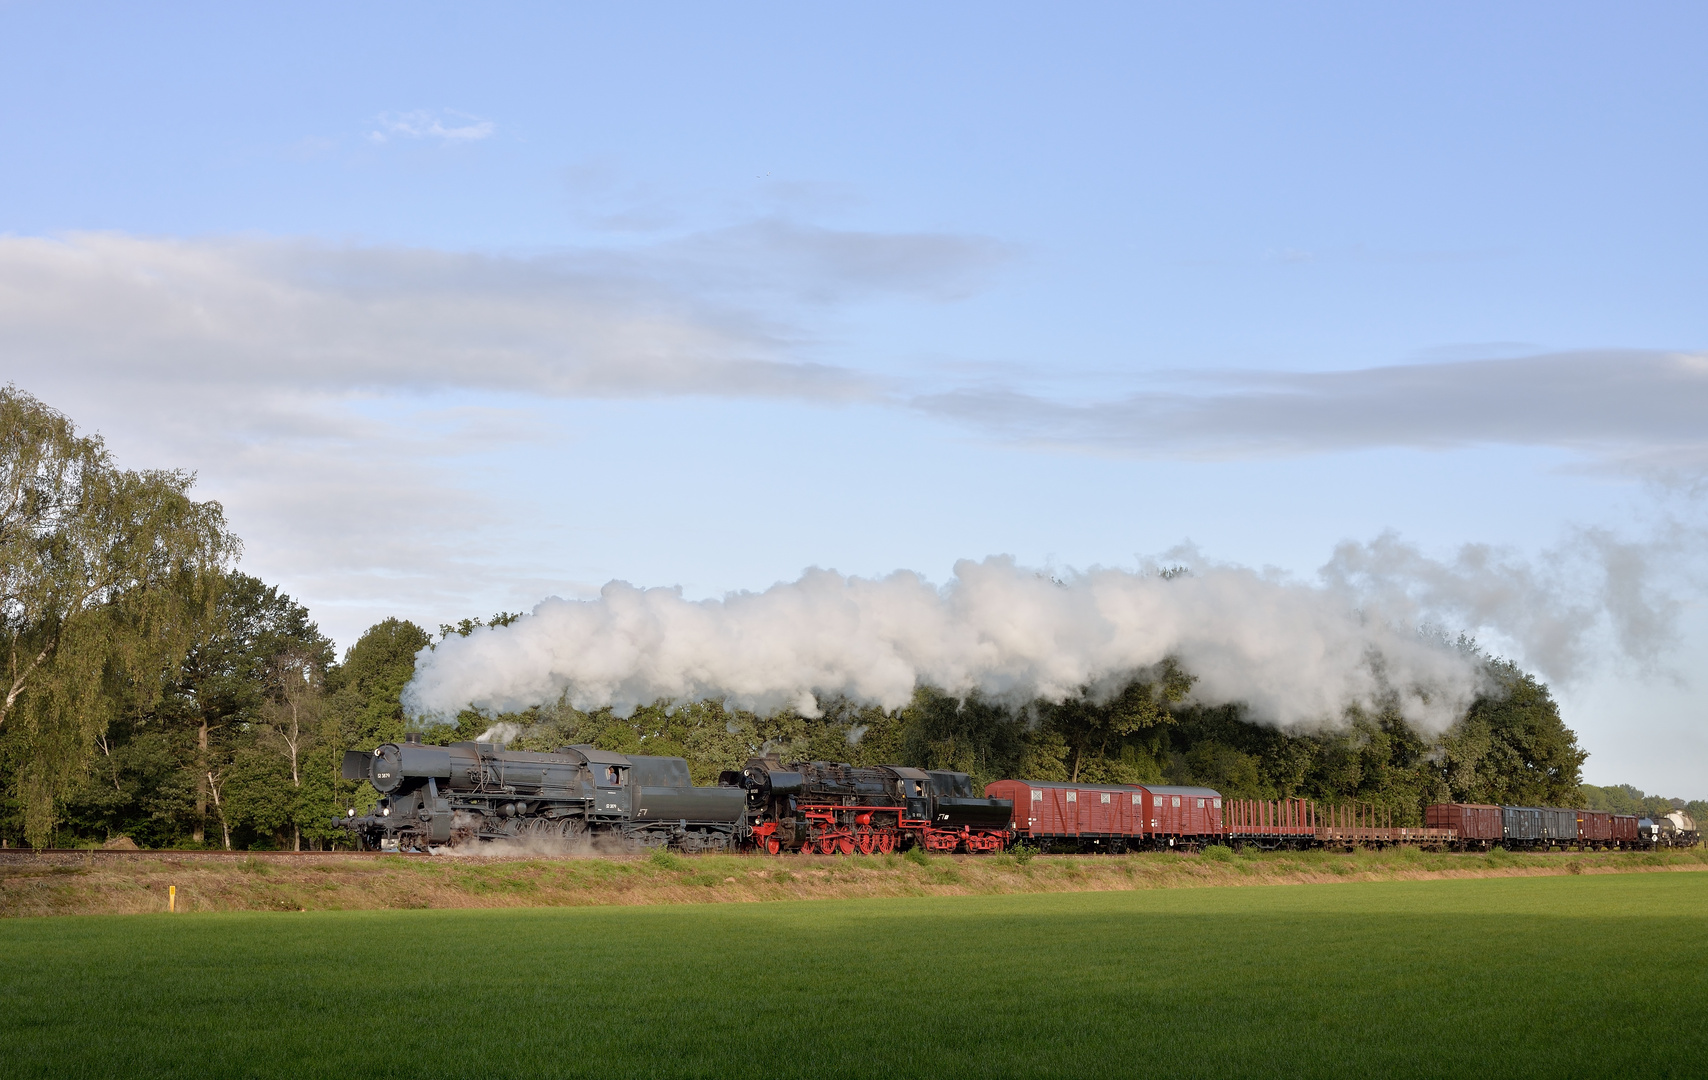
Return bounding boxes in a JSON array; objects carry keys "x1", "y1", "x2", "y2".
[
  {"x1": 3, "y1": 844, "x2": 1706, "y2": 917},
  {"x1": 2, "y1": 873, "x2": 1704, "y2": 1079}
]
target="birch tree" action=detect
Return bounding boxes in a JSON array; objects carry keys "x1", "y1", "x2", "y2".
[{"x1": 0, "y1": 387, "x2": 237, "y2": 846}]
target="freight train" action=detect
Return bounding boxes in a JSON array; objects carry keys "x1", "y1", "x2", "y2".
[{"x1": 337, "y1": 735, "x2": 1696, "y2": 854}]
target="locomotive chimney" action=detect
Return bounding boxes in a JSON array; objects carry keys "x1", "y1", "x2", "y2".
[{"x1": 404, "y1": 731, "x2": 423, "y2": 745}]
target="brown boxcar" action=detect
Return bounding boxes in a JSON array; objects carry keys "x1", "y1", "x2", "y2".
[
  {"x1": 1135, "y1": 785, "x2": 1223, "y2": 840},
  {"x1": 1576, "y1": 810, "x2": 1613, "y2": 845},
  {"x1": 984, "y1": 780, "x2": 1141, "y2": 847},
  {"x1": 1611, "y1": 814, "x2": 1640, "y2": 846},
  {"x1": 1425, "y1": 803, "x2": 1503, "y2": 845}
]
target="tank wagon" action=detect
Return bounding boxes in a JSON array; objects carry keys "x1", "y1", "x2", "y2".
[
  {"x1": 339, "y1": 734, "x2": 746, "y2": 852},
  {"x1": 1641, "y1": 810, "x2": 1700, "y2": 847}
]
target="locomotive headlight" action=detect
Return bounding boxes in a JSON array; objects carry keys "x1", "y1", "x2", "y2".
[
  {"x1": 346, "y1": 808, "x2": 355, "y2": 818},
  {"x1": 382, "y1": 807, "x2": 391, "y2": 817}
]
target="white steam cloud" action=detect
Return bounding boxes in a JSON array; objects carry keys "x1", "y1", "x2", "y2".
[{"x1": 404, "y1": 536, "x2": 1677, "y2": 733}]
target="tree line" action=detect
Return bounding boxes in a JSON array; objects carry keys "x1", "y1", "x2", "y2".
[{"x1": 1, "y1": 386, "x2": 1700, "y2": 849}]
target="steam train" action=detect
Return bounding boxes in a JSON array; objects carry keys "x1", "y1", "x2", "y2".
[{"x1": 338, "y1": 734, "x2": 1697, "y2": 855}]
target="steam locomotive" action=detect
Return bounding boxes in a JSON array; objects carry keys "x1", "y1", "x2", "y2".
[
  {"x1": 727, "y1": 756, "x2": 1014, "y2": 854},
  {"x1": 337, "y1": 734, "x2": 1015, "y2": 854},
  {"x1": 339, "y1": 733, "x2": 747, "y2": 852}
]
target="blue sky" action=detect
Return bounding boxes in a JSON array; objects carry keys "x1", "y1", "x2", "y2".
[{"x1": 3, "y1": 3, "x2": 1704, "y2": 790}]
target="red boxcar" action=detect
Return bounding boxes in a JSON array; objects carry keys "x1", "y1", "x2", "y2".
[
  {"x1": 984, "y1": 780, "x2": 1142, "y2": 847},
  {"x1": 1612, "y1": 814, "x2": 1639, "y2": 845},
  {"x1": 1135, "y1": 786, "x2": 1223, "y2": 840},
  {"x1": 1425, "y1": 803, "x2": 1502, "y2": 845},
  {"x1": 1576, "y1": 810, "x2": 1613, "y2": 845}
]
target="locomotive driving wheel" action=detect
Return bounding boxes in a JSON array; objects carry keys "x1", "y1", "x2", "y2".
[{"x1": 855, "y1": 826, "x2": 876, "y2": 854}]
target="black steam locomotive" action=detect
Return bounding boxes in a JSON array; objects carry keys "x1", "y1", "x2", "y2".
[
  {"x1": 339, "y1": 733, "x2": 746, "y2": 852},
  {"x1": 337, "y1": 734, "x2": 1016, "y2": 855},
  {"x1": 726, "y1": 756, "x2": 1014, "y2": 854}
]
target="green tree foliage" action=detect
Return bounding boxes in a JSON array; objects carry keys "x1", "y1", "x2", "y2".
[
  {"x1": 1580, "y1": 783, "x2": 1706, "y2": 824},
  {"x1": 52, "y1": 572, "x2": 332, "y2": 849},
  {"x1": 1438, "y1": 660, "x2": 1586, "y2": 806},
  {"x1": 0, "y1": 388, "x2": 237, "y2": 845}
]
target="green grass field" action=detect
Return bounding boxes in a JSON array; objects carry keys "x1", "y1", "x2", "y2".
[{"x1": 2, "y1": 872, "x2": 1703, "y2": 1079}]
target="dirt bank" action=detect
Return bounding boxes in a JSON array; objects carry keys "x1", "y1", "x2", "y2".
[{"x1": 5, "y1": 846, "x2": 1707, "y2": 918}]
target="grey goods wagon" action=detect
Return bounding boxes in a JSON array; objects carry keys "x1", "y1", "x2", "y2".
[
  {"x1": 1501, "y1": 806, "x2": 1544, "y2": 847},
  {"x1": 1538, "y1": 807, "x2": 1578, "y2": 845}
]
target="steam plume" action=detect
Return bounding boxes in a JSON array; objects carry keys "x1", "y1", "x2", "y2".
[{"x1": 405, "y1": 536, "x2": 1677, "y2": 732}]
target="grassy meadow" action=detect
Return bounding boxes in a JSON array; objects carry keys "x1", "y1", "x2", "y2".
[{"x1": 2, "y1": 871, "x2": 1704, "y2": 1079}]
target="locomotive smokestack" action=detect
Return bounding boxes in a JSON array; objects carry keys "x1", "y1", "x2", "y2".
[{"x1": 404, "y1": 731, "x2": 423, "y2": 745}]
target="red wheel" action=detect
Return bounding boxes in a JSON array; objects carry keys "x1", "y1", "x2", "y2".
[
  {"x1": 856, "y1": 829, "x2": 876, "y2": 855},
  {"x1": 837, "y1": 837, "x2": 855, "y2": 855},
  {"x1": 766, "y1": 837, "x2": 781, "y2": 855},
  {"x1": 879, "y1": 832, "x2": 896, "y2": 854}
]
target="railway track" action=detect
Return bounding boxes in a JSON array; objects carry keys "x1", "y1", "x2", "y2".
[{"x1": 0, "y1": 847, "x2": 428, "y2": 864}]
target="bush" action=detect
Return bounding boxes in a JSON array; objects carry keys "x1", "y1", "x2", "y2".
[
  {"x1": 647, "y1": 848, "x2": 683, "y2": 871},
  {"x1": 904, "y1": 846, "x2": 931, "y2": 867},
  {"x1": 1201, "y1": 844, "x2": 1235, "y2": 863}
]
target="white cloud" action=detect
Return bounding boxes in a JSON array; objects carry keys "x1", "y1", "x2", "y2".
[
  {"x1": 0, "y1": 226, "x2": 1008, "y2": 646},
  {"x1": 368, "y1": 109, "x2": 495, "y2": 143}
]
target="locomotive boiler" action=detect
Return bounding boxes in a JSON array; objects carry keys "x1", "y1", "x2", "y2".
[
  {"x1": 725, "y1": 755, "x2": 1014, "y2": 854},
  {"x1": 338, "y1": 733, "x2": 747, "y2": 852}
]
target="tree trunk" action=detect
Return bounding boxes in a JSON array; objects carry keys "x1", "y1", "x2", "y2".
[
  {"x1": 293, "y1": 825, "x2": 301, "y2": 852},
  {"x1": 194, "y1": 718, "x2": 208, "y2": 844}
]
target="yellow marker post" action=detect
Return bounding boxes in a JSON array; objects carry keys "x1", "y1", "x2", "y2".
[{"x1": 169, "y1": 885, "x2": 176, "y2": 913}]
